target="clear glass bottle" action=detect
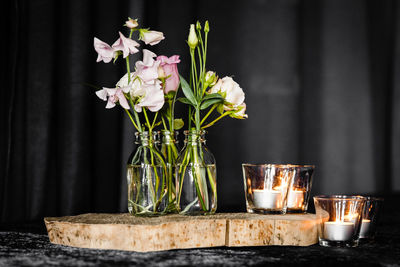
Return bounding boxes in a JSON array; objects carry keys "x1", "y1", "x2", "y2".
[
  {"x1": 175, "y1": 130, "x2": 217, "y2": 215},
  {"x1": 127, "y1": 131, "x2": 168, "y2": 216},
  {"x1": 159, "y1": 130, "x2": 180, "y2": 213}
]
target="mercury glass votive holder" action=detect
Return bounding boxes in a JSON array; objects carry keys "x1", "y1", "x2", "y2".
[
  {"x1": 314, "y1": 195, "x2": 366, "y2": 247},
  {"x1": 359, "y1": 196, "x2": 384, "y2": 240},
  {"x1": 242, "y1": 164, "x2": 293, "y2": 214},
  {"x1": 286, "y1": 165, "x2": 314, "y2": 213}
]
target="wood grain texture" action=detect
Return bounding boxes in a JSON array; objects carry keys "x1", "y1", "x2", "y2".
[{"x1": 45, "y1": 213, "x2": 321, "y2": 252}]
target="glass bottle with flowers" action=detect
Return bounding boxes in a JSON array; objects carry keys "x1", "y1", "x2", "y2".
[
  {"x1": 176, "y1": 21, "x2": 248, "y2": 215},
  {"x1": 93, "y1": 18, "x2": 182, "y2": 216}
]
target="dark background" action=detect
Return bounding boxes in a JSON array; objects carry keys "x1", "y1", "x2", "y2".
[{"x1": 1, "y1": 0, "x2": 399, "y2": 223}]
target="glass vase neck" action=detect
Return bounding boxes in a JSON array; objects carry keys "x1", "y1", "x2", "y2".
[
  {"x1": 161, "y1": 130, "x2": 179, "y2": 145},
  {"x1": 134, "y1": 131, "x2": 158, "y2": 146},
  {"x1": 183, "y1": 130, "x2": 207, "y2": 144}
]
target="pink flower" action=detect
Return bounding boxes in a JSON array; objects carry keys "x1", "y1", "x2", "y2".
[
  {"x1": 135, "y1": 49, "x2": 160, "y2": 84},
  {"x1": 125, "y1": 18, "x2": 138, "y2": 29},
  {"x1": 134, "y1": 81, "x2": 165, "y2": 112},
  {"x1": 156, "y1": 55, "x2": 181, "y2": 93},
  {"x1": 141, "y1": 30, "x2": 165, "y2": 45},
  {"x1": 95, "y1": 87, "x2": 130, "y2": 110},
  {"x1": 112, "y1": 32, "x2": 140, "y2": 58},
  {"x1": 94, "y1": 37, "x2": 115, "y2": 63}
]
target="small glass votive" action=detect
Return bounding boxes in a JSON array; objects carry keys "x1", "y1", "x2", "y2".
[
  {"x1": 314, "y1": 195, "x2": 366, "y2": 247},
  {"x1": 242, "y1": 164, "x2": 293, "y2": 214},
  {"x1": 360, "y1": 196, "x2": 384, "y2": 240},
  {"x1": 286, "y1": 165, "x2": 314, "y2": 213}
]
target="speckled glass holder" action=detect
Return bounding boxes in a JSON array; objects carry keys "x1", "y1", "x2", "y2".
[
  {"x1": 314, "y1": 195, "x2": 366, "y2": 247},
  {"x1": 360, "y1": 196, "x2": 384, "y2": 240},
  {"x1": 242, "y1": 164, "x2": 293, "y2": 214}
]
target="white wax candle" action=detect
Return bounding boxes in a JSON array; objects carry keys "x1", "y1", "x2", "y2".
[
  {"x1": 324, "y1": 221, "x2": 354, "y2": 241},
  {"x1": 287, "y1": 190, "x2": 304, "y2": 209},
  {"x1": 359, "y1": 219, "x2": 371, "y2": 238},
  {"x1": 252, "y1": 189, "x2": 283, "y2": 209}
]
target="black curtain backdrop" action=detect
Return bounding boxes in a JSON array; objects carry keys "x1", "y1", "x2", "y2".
[{"x1": 1, "y1": 0, "x2": 400, "y2": 222}]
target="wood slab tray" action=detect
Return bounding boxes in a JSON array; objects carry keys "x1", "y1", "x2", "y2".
[{"x1": 44, "y1": 213, "x2": 320, "y2": 252}]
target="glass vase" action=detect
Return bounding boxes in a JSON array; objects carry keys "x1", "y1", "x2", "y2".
[
  {"x1": 127, "y1": 131, "x2": 168, "y2": 216},
  {"x1": 176, "y1": 130, "x2": 217, "y2": 215},
  {"x1": 159, "y1": 130, "x2": 180, "y2": 213}
]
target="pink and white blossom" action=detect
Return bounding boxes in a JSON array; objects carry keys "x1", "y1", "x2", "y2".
[
  {"x1": 135, "y1": 49, "x2": 160, "y2": 84},
  {"x1": 141, "y1": 30, "x2": 165, "y2": 45},
  {"x1": 94, "y1": 38, "x2": 115, "y2": 63},
  {"x1": 125, "y1": 18, "x2": 138, "y2": 29},
  {"x1": 95, "y1": 87, "x2": 130, "y2": 110},
  {"x1": 112, "y1": 32, "x2": 140, "y2": 58},
  {"x1": 134, "y1": 81, "x2": 165, "y2": 112},
  {"x1": 157, "y1": 55, "x2": 181, "y2": 93}
]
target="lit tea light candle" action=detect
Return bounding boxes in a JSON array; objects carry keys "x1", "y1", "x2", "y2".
[
  {"x1": 324, "y1": 221, "x2": 354, "y2": 241},
  {"x1": 287, "y1": 190, "x2": 304, "y2": 209},
  {"x1": 359, "y1": 219, "x2": 371, "y2": 238},
  {"x1": 252, "y1": 189, "x2": 283, "y2": 209}
]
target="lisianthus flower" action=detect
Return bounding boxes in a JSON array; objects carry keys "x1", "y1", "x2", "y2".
[
  {"x1": 187, "y1": 24, "x2": 198, "y2": 49},
  {"x1": 95, "y1": 87, "x2": 130, "y2": 109},
  {"x1": 112, "y1": 32, "x2": 140, "y2": 58},
  {"x1": 210, "y1": 76, "x2": 245, "y2": 108},
  {"x1": 229, "y1": 103, "x2": 248, "y2": 119},
  {"x1": 141, "y1": 30, "x2": 165, "y2": 46},
  {"x1": 135, "y1": 49, "x2": 160, "y2": 84},
  {"x1": 156, "y1": 55, "x2": 181, "y2": 93},
  {"x1": 94, "y1": 38, "x2": 115, "y2": 63},
  {"x1": 134, "y1": 81, "x2": 165, "y2": 112}
]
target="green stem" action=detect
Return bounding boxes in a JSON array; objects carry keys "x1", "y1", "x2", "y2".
[
  {"x1": 125, "y1": 109, "x2": 139, "y2": 131},
  {"x1": 202, "y1": 111, "x2": 232, "y2": 129},
  {"x1": 200, "y1": 105, "x2": 217, "y2": 125},
  {"x1": 161, "y1": 116, "x2": 168, "y2": 130}
]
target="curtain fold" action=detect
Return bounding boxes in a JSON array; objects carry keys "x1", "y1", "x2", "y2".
[{"x1": 1, "y1": 0, "x2": 399, "y2": 222}]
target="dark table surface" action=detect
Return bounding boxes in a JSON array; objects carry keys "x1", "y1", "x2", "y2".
[{"x1": 1, "y1": 195, "x2": 400, "y2": 267}]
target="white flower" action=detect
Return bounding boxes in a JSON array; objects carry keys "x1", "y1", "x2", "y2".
[
  {"x1": 141, "y1": 30, "x2": 165, "y2": 46},
  {"x1": 135, "y1": 49, "x2": 160, "y2": 84},
  {"x1": 125, "y1": 18, "x2": 138, "y2": 29},
  {"x1": 230, "y1": 103, "x2": 248, "y2": 119},
  {"x1": 210, "y1": 77, "x2": 245, "y2": 107},
  {"x1": 116, "y1": 72, "x2": 135, "y2": 88}
]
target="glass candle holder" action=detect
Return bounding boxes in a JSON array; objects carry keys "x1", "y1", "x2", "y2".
[
  {"x1": 242, "y1": 164, "x2": 293, "y2": 214},
  {"x1": 286, "y1": 165, "x2": 314, "y2": 213},
  {"x1": 314, "y1": 195, "x2": 366, "y2": 247},
  {"x1": 360, "y1": 196, "x2": 384, "y2": 240}
]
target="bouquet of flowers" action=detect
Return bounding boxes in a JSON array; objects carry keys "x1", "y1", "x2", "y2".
[
  {"x1": 93, "y1": 18, "x2": 247, "y2": 216},
  {"x1": 93, "y1": 18, "x2": 182, "y2": 215},
  {"x1": 175, "y1": 22, "x2": 247, "y2": 214}
]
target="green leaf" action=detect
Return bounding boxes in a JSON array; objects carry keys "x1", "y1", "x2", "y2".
[
  {"x1": 179, "y1": 75, "x2": 197, "y2": 106},
  {"x1": 173, "y1": 118, "x2": 184, "y2": 130},
  {"x1": 200, "y1": 98, "x2": 224, "y2": 110},
  {"x1": 203, "y1": 93, "x2": 224, "y2": 101},
  {"x1": 177, "y1": 97, "x2": 193, "y2": 105}
]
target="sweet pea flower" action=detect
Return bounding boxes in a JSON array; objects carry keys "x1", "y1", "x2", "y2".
[
  {"x1": 156, "y1": 55, "x2": 181, "y2": 93},
  {"x1": 116, "y1": 73, "x2": 146, "y2": 99},
  {"x1": 134, "y1": 81, "x2": 165, "y2": 112},
  {"x1": 141, "y1": 30, "x2": 165, "y2": 46},
  {"x1": 112, "y1": 32, "x2": 140, "y2": 58},
  {"x1": 94, "y1": 37, "x2": 115, "y2": 63},
  {"x1": 125, "y1": 18, "x2": 139, "y2": 29},
  {"x1": 210, "y1": 76, "x2": 245, "y2": 108},
  {"x1": 95, "y1": 87, "x2": 130, "y2": 110},
  {"x1": 135, "y1": 49, "x2": 160, "y2": 84}
]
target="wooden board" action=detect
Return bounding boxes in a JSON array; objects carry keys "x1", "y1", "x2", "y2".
[{"x1": 45, "y1": 213, "x2": 321, "y2": 252}]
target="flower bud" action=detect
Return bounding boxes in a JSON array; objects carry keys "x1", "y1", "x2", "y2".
[
  {"x1": 196, "y1": 21, "x2": 202, "y2": 31},
  {"x1": 204, "y1": 20, "x2": 209, "y2": 33},
  {"x1": 188, "y1": 24, "x2": 198, "y2": 49},
  {"x1": 205, "y1": 71, "x2": 218, "y2": 86},
  {"x1": 125, "y1": 18, "x2": 139, "y2": 29},
  {"x1": 158, "y1": 66, "x2": 166, "y2": 79}
]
